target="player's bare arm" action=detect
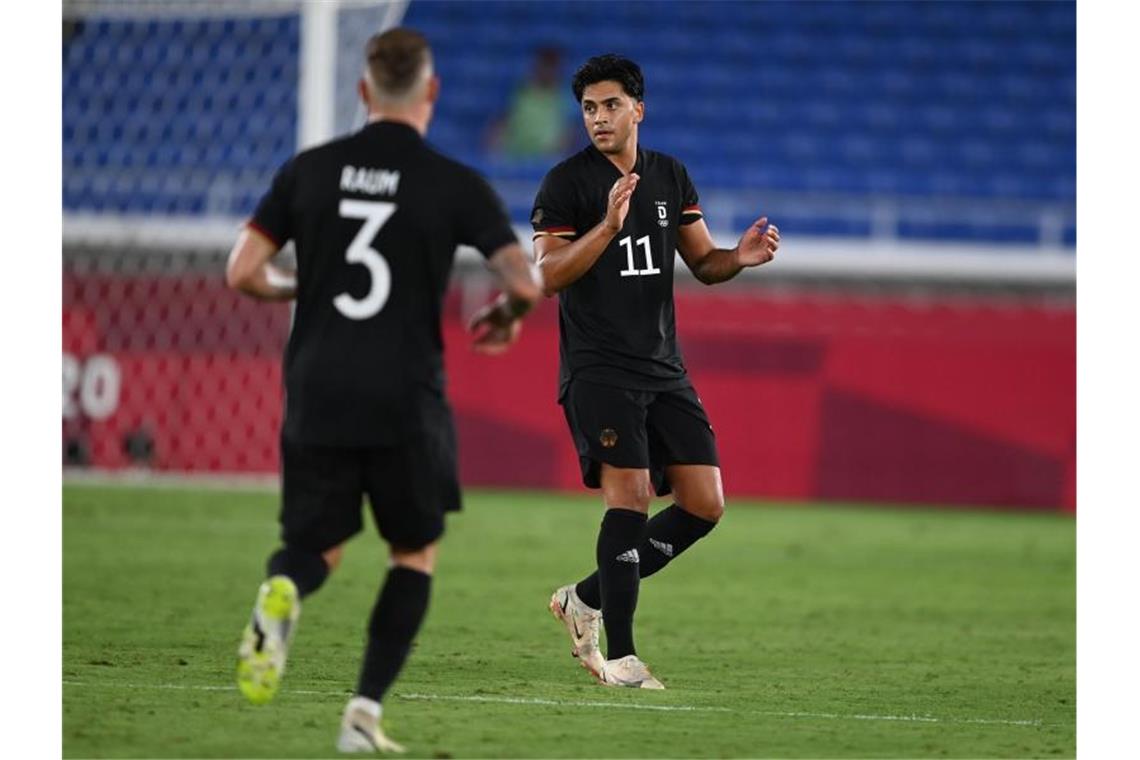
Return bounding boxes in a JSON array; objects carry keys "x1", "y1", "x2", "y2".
[
  {"x1": 225, "y1": 226, "x2": 298, "y2": 301},
  {"x1": 677, "y1": 215, "x2": 780, "y2": 285},
  {"x1": 468, "y1": 242, "x2": 543, "y2": 354},
  {"x1": 535, "y1": 172, "x2": 639, "y2": 295}
]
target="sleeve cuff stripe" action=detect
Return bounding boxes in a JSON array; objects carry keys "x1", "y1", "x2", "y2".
[
  {"x1": 533, "y1": 230, "x2": 577, "y2": 239},
  {"x1": 537, "y1": 226, "x2": 576, "y2": 234},
  {"x1": 246, "y1": 220, "x2": 282, "y2": 248},
  {"x1": 681, "y1": 205, "x2": 702, "y2": 215}
]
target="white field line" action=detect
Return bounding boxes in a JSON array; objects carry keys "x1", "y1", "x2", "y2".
[
  {"x1": 398, "y1": 693, "x2": 1044, "y2": 727},
  {"x1": 398, "y1": 692, "x2": 731, "y2": 713},
  {"x1": 63, "y1": 468, "x2": 279, "y2": 492},
  {"x1": 61, "y1": 680, "x2": 1047, "y2": 727}
]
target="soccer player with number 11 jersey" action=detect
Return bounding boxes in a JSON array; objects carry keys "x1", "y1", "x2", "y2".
[{"x1": 533, "y1": 54, "x2": 781, "y2": 688}]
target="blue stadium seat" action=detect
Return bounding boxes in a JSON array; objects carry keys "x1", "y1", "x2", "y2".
[
  {"x1": 62, "y1": 1, "x2": 1075, "y2": 244},
  {"x1": 898, "y1": 219, "x2": 1039, "y2": 245}
]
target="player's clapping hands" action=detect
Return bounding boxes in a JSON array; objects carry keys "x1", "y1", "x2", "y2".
[
  {"x1": 603, "y1": 173, "x2": 640, "y2": 232},
  {"x1": 734, "y1": 216, "x2": 780, "y2": 267}
]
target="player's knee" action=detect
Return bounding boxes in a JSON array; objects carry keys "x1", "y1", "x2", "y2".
[
  {"x1": 671, "y1": 465, "x2": 725, "y2": 523},
  {"x1": 676, "y1": 488, "x2": 724, "y2": 523},
  {"x1": 603, "y1": 484, "x2": 652, "y2": 512},
  {"x1": 600, "y1": 466, "x2": 653, "y2": 512},
  {"x1": 321, "y1": 544, "x2": 344, "y2": 572},
  {"x1": 700, "y1": 494, "x2": 725, "y2": 523},
  {"x1": 390, "y1": 541, "x2": 438, "y2": 575}
]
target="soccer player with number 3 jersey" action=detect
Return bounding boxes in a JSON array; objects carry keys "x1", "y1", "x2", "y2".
[
  {"x1": 225, "y1": 28, "x2": 541, "y2": 752},
  {"x1": 533, "y1": 54, "x2": 781, "y2": 689}
]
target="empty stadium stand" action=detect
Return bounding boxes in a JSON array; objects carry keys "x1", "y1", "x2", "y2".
[{"x1": 62, "y1": 1, "x2": 1075, "y2": 246}]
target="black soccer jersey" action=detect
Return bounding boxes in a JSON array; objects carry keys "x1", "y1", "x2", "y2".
[
  {"x1": 250, "y1": 120, "x2": 517, "y2": 446},
  {"x1": 531, "y1": 145, "x2": 703, "y2": 399}
]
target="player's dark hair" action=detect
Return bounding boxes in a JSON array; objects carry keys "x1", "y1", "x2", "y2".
[
  {"x1": 365, "y1": 27, "x2": 432, "y2": 98},
  {"x1": 571, "y1": 54, "x2": 644, "y2": 103}
]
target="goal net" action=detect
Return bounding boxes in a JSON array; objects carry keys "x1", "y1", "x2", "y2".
[{"x1": 62, "y1": 0, "x2": 408, "y2": 473}]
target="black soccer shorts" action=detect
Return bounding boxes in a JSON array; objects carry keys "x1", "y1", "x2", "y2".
[
  {"x1": 560, "y1": 378, "x2": 720, "y2": 496},
  {"x1": 278, "y1": 409, "x2": 460, "y2": 553}
]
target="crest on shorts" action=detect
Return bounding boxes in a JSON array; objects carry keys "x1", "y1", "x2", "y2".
[{"x1": 599, "y1": 428, "x2": 618, "y2": 448}]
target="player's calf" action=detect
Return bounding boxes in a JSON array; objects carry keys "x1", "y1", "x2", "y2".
[
  {"x1": 266, "y1": 545, "x2": 334, "y2": 597},
  {"x1": 347, "y1": 542, "x2": 436, "y2": 747},
  {"x1": 594, "y1": 506, "x2": 648, "y2": 660},
  {"x1": 355, "y1": 565, "x2": 432, "y2": 702},
  {"x1": 640, "y1": 502, "x2": 718, "y2": 577},
  {"x1": 574, "y1": 502, "x2": 718, "y2": 610}
]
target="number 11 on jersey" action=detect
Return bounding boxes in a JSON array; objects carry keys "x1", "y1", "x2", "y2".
[{"x1": 618, "y1": 235, "x2": 660, "y2": 277}]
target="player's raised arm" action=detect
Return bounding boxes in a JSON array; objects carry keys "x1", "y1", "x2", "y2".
[
  {"x1": 677, "y1": 215, "x2": 780, "y2": 285},
  {"x1": 225, "y1": 226, "x2": 297, "y2": 301},
  {"x1": 534, "y1": 173, "x2": 639, "y2": 296},
  {"x1": 467, "y1": 242, "x2": 543, "y2": 354}
]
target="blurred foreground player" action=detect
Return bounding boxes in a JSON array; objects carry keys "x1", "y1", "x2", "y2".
[
  {"x1": 225, "y1": 28, "x2": 541, "y2": 752},
  {"x1": 532, "y1": 54, "x2": 780, "y2": 688}
]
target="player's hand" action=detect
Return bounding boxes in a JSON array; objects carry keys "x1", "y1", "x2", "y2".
[
  {"x1": 603, "y1": 173, "x2": 639, "y2": 233},
  {"x1": 468, "y1": 301, "x2": 523, "y2": 355},
  {"x1": 734, "y1": 216, "x2": 780, "y2": 267}
]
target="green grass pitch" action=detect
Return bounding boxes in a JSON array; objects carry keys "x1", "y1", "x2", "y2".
[{"x1": 63, "y1": 484, "x2": 1074, "y2": 758}]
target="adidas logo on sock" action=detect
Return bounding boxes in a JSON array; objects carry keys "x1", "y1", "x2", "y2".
[
  {"x1": 649, "y1": 538, "x2": 674, "y2": 557},
  {"x1": 615, "y1": 549, "x2": 640, "y2": 563}
]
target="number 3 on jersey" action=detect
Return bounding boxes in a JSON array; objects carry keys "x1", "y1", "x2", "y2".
[{"x1": 334, "y1": 199, "x2": 395, "y2": 320}]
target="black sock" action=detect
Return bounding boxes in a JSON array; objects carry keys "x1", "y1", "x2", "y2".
[
  {"x1": 595, "y1": 508, "x2": 647, "y2": 660},
  {"x1": 356, "y1": 566, "x2": 432, "y2": 702},
  {"x1": 576, "y1": 504, "x2": 717, "y2": 610},
  {"x1": 267, "y1": 546, "x2": 330, "y2": 598}
]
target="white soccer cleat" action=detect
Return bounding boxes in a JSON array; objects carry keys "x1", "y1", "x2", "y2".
[
  {"x1": 599, "y1": 654, "x2": 666, "y2": 690},
  {"x1": 336, "y1": 697, "x2": 406, "y2": 754},
  {"x1": 549, "y1": 584, "x2": 605, "y2": 677},
  {"x1": 236, "y1": 575, "x2": 301, "y2": 705}
]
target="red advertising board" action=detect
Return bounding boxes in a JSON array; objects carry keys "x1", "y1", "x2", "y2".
[{"x1": 63, "y1": 273, "x2": 1075, "y2": 511}]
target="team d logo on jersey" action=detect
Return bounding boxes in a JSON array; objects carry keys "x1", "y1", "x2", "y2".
[{"x1": 655, "y1": 201, "x2": 668, "y2": 227}]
